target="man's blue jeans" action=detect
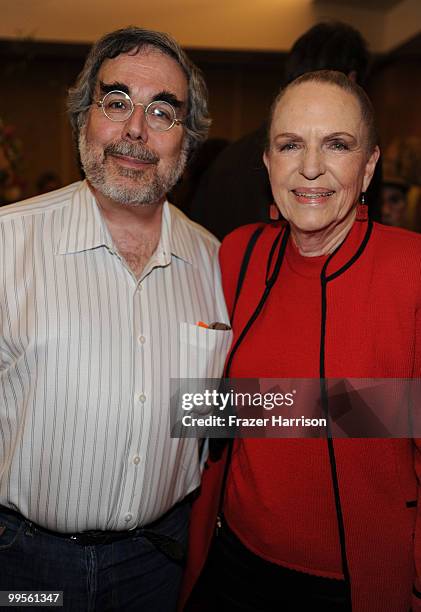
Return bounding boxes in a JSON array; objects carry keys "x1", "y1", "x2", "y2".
[{"x1": 0, "y1": 502, "x2": 189, "y2": 611}]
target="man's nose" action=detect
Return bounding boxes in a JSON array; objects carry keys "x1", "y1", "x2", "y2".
[
  {"x1": 123, "y1": 105, "x2": 149, "y2": 142},
  {"x1": 299, "y1": 147, "x2": 325, "y2": 179}
]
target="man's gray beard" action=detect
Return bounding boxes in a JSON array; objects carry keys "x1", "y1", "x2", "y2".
[{"x1": 78, "y1": 129, "x2": 188, "y2": 207}]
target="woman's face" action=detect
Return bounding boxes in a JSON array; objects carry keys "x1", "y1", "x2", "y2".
[{"x1": 264, "y1": 81, "x2": 379, "y2": 244}]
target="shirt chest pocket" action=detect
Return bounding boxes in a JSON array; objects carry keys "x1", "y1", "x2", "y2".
[{"x1": 179, "y1": 322, "x2": 232, "y2": 380}]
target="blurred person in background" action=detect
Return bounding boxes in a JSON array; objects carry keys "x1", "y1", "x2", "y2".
[
  {"x1": 381, "y1": 175, "x2": 409, "y2": 227},
  {"x1": 36, "y1": 170, "x2": 62, "y2": 195},
  {"x1": 169, "y1": 137, "x2": 229, "y2": 214},
  {"x1": 0, "y1": 119, "x2": 24, "y2": 206},
  {"x1": 382, "y1": 137, "x2": 421, "y2": 232}
]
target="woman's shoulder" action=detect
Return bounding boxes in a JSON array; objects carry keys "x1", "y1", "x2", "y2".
[
  {"x1": 220, "y1": 221, "x2": 283, "y2": 261},
  {"x1": 370, "y1": 223, "x2": 421, "y2": 288},
  {"x1": 372, "y1": 222, "x2": 421, "y2": 258}
]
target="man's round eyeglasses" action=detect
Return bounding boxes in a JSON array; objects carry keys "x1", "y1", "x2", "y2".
[{"x1": 96, "y1": 90, "x2": 184, "y2": 132}]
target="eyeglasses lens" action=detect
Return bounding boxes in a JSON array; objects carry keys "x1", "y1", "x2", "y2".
[
  {"x1": 146, "y1": 101, "x2": 176, "y2": 131},
  {"x1": 101, "y1": 92, "x2": 176, "y2": 131},
  {"x1": 103, "y1": 92, "x2": 133, "y2": 121}
]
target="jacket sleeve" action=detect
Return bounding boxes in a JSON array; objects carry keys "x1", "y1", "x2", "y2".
[{"x1": 412, "y1": 298, "x2": 421, "y2": 612}]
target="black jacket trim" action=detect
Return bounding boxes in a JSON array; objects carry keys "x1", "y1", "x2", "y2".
[
  {"x1": 320, "y1": 267, "x2": 352, "y2": 610},
  {"x1": 316, "y1": 223, "x2": 375, "y2": 611},
  {"x1": 325, "y1": 220, "x2": 373, "y2": 283},
  {"x1": 413, "y1": 586, "x2": 421, "y2": 599}
]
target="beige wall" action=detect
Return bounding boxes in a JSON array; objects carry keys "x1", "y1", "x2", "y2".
[
  {"x1": 0, "y1": 0, "x2": 418, "y2": 53},
  {"x1": 383, "y1": 0, "x2": 421, "y2": 51}
]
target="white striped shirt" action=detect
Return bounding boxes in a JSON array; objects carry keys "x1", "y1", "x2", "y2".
[{"x1": 0, "y1": 181, "x2": 231, "y2": 532}]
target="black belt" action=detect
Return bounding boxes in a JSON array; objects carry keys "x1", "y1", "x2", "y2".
[{"x1": 0, "y1": 504, "x2": 186, "y2": 562}]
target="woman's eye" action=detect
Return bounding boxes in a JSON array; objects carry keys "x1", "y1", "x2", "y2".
[
  {"x1": 329, "y1": 141, "x2": 348, "y2": 151},
  {"x1": 278, "y1": 142, "x2": 298, "y2": 151}
]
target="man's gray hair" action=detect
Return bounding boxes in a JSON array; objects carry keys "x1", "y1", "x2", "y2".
[{"x1": 68, "y1": 26, "x2": 211, "y2": 156}]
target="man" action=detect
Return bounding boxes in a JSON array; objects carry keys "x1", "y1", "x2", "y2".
[
  {"x1": 0, "y1": 27, "x2": 231, "y2": 611},
  {"x1": 190, "y1": 21, "x2": 379, "y2": 239}
]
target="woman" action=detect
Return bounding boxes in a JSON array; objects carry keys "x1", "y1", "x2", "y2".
[{"x1": 180, "y1": 71, "x2": 421, "y2": 612}]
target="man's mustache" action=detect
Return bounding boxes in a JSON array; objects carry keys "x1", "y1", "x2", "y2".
[{"x1": 104, "y1": 142, "x2": 159, "y2": 164}]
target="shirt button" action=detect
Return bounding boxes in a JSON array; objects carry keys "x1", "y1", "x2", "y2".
[
  {"x1": 138, "y1": 393, "x2": 146, "y2": 403},
  {"x1": 133, "y1": 455, "x2": 141, "y2": 465},
  {"x1": 124, "y1": 513, "x2": 133, "y2": 523},
  {"x1": 138, "y1": 335, "x2": 146, "y2": 344}
]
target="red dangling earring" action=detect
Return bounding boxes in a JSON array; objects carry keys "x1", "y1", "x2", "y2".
[
  {"x1": 269, "y1": 203, "x2": 280, "y2": 221},
  {"x1": 356, "y1": 192, "x2": 368, "y2": 221}
]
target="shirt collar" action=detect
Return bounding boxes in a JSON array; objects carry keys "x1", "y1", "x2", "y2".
[
  {"x1": 160, "y1": 201, "x2": 194, "y2": 266},
  {"x1": 56, "y1": 181, "x2": 113, "y2": 255},
  {"x1": 57, "y1": 180, "x2": 193, "y2": 266}
]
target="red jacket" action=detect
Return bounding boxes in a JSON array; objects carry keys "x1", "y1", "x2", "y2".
[{"x1": 180, "y1": 218, "x2": 421, "y2": 612}]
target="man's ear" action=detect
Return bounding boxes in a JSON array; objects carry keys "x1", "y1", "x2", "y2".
[{"x1": 362, "y1": 145, "x2": 380, "y2": 192}]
